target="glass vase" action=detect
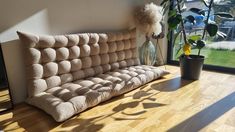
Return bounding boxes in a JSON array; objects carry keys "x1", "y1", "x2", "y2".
[{"x1": 139, "y1": 37, "x2": 157, "y2": 65}]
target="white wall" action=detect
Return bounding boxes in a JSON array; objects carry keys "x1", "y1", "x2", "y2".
[{"x1": 0, "y1": 0, "x2": 167, "y2": 104}]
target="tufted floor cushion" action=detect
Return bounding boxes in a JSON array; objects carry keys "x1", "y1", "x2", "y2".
[{"x1": 17, "y1": 29, "x2": 169, "y2": 122}]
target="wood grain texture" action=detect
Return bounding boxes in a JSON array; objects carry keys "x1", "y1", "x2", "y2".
[
  {"x1": 0, "y1": 65, "x2": 235, "y2": 132},
  {"x1": 0, "y1": 89, "x2": 12, "y2": 112}
]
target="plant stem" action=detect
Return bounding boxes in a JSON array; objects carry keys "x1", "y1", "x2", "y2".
[
  {"x1": 198, "y1": 49, "x2": 201, "y2": 56},
  {"x1": 202, "y1": 0, "x2": 214, "y2": 40},
  {"x1": 199, "y1": 0, "x2": 214, "y2": 56},
  {"x1": 176, "y1": 0, "x2": 187, "y2": 44}
]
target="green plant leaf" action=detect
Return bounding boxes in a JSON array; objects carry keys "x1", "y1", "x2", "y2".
[
  {"x1": 217, "y1": 31, "x2": 227, "y2": 39},
  {"x1": 188, "y1": 39, "x2": 195, "y2": 44},
  {"x1": 168, "y1": 14, "x2": 182, "y2": 29},
  {"x1": 188, "y1": 39, "x2": 197, "y2": 47},
  {"x1": 168, "y1": 9, "x2": 177, "y2": 18},
  {"x1": 189, "y1": 8, "x2": 205, "y2": 16},
  {"x1": 206, "y1": 23, "x2": 218, "y2": 37},
  {"x1": 214, "y1": 12, "x2": 234, "y2": 19},
  {"x1": 189, "y1": 35, "x2": 202, "y2": 41},
  {"x1": 196, "y1": 40, "x2": 206, "y2": 49},
  {"x1": 185, "y1": 15, "x2": 195, "y2": 24}
]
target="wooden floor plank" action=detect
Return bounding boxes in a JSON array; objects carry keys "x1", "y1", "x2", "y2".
[
  {"x1": 0, "y1": 89, "x2": 12, "y2": 112},
  {"x1": 0, "y1": 65, "x2": 235, "y2": 132}
]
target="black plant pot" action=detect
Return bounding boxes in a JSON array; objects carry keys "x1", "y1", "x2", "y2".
[{"x1": 179, "y1": 55, "x2": 205, "y2": 80}]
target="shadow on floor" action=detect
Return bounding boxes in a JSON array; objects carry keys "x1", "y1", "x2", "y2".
[
  {"x1": 1, "y1": 105, "x2": 105, "y2": 132},
  {"x1": 0, "y1": 100, "x2": 12, "y2": 111},
  {"x1": 151, "y1": 77, "x2": 194, "y2": 92},
  {"x1": 167, "y1": 92, "x2": 235, "y2": 132},
  {"x1": 104, "y1": 77, "x2": 194, "y2": 120},
  {"x1": 0, "y1": 104, "x2": 59, "y2": 131},
  {"x1": 61, "y1": 115, "x2": 105, "y2": 131},
  {"x1": 109, "y1": 78, "x2": 189, "y2": 118},
  {"x1": 0, "y1": 77, "x2": 195, "y2": 131}
]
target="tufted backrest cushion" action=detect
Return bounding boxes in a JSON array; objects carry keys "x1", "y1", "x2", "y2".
[{"x1": 17, "y1": 29, "x2": 139, "y2": 97}]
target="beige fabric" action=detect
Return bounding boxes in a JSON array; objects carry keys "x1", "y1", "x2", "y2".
[{"x1": 17, "y1": 29, "x2": 169, "y2": 122}]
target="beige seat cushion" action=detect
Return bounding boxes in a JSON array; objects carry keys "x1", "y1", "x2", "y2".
[
  {"x1": 27, "y1": 65, "x2": 168, "y2": 122},
  {"x1": 17, "y1": 29, "x2": 169, "y2": 122}
]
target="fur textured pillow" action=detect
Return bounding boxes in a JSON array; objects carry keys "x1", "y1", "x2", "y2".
[{"x1": 134, "y1": 3, "x2": 163, "y2": 37}]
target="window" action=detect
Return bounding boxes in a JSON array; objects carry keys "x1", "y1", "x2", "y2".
[{"x1": 168, "y1": 0, "x2": 235, "y2": 72}]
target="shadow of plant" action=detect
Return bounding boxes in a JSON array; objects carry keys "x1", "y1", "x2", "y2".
[
  {"x1": 121, "y1": 110, "x2": 147, "y2": 116},
  {"x1": 142, "y1": 102, "x2": 166, "y2": 109},
  {"x1": 110, "y1": 77, "x2": 194, "y2": 120},
  {"x1": 111, "y1": 82, "x2": 169, "y2": 119},
  {"x1": 133, "y1": 90, "x2": 152, "y2": 99},
  {"x1": 151, "y1": 77, "x2": 194, "y2": 92},
  {"x1": 113, "y1": 101, "x2": 139, "y2": 112},
  {"x1": 112, "y1": 117, "x2": 146, "y2": 121},
  {"x1": 112, "y1": 92, "x2": 167, "y2": 114},
  {"x1": 62, "y1": 115, "x2": 105, "y2": 132}
]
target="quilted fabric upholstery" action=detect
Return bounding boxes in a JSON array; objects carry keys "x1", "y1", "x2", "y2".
[{"x1": 17, "y1": 29, "x2": 169, "y2": 122}]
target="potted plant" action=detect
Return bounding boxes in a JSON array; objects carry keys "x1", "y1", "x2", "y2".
[{"x1": 161, "y1": 0, "x2": 233, "y2": 80}]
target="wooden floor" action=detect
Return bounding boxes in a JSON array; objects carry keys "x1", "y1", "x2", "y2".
[
  {"x1": 0, "y1": 89, "x2": 12, "y2": 112},
  {"x1": 0, "y1": 65, "x2": 235, "y2": 132}
]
